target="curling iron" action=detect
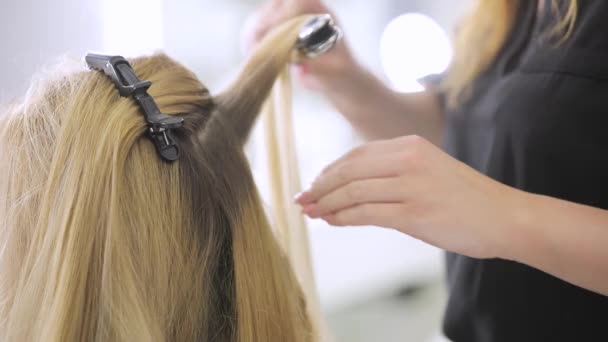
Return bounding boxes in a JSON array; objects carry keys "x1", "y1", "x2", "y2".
[{"x1": 296, "y1": 14, "x2": 343, "y2": 59}]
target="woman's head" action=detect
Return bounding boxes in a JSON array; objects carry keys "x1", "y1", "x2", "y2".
[{"x1": 0, "y1": 17, "x2": 317, "y2": 342}]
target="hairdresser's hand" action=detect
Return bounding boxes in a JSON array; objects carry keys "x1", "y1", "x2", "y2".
[
  {"x1": 243, "y1": 0, "x2": 359, "y2": 91},
  {"x1": 296, "y1": 135, "x2": 529, "y2": 259}
]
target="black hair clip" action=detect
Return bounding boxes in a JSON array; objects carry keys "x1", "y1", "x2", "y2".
[{"x1": 85, "y1": 53, "x2": 183, "y2": 162}]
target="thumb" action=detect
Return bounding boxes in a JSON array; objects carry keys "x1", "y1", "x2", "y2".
[{"x1": 241, "y1": 1, "x2": 281, "y2": 53}]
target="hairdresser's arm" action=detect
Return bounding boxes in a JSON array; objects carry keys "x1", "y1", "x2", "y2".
[
  {"x1": 245, "y1": 0, "x2": 444, "y2": 144},
  {"x1": 295, "y1": 136, "x2": 608, "y2": 295},
  {"x1": 311, "y1": 54, "x2": 444, "y2": 143},
  {"x1": 511, "y1": 194, "x2": 608, "y2": 296}
]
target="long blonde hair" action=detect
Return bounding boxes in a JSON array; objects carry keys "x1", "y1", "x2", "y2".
[
  {"x1": 0, "y1": 16, "x2": 319, "y2": 342},
  {"x1": 444, "y1": 0, "x2": 578, "y2": 106}
]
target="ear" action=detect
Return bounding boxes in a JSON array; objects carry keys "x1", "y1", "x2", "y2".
[{"x1": 212, "y1": 16, "x2": 312, "y2": 145}]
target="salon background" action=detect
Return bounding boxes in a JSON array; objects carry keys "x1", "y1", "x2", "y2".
[{"x1": 0, "y1": 1, "x2": 466, "y2": 341}]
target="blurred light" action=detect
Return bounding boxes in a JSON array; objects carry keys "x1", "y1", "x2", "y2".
[
  {"x1": 379, "y1": 13, "x2": 452, "y2": 93},
  {"x1": 101, "y1": 0, "x2": 164, "y2": 56}
]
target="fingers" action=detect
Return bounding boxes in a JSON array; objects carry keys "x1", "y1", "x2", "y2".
[
  {"x1": 284, "y1": 0, "x2": 311, "y2": 6},
  {"x1": 322, "y1": 203, "x2": 404, "y2": 228},
  {"x1": 303, "y1": 177, "x2": 404, "y2": 218},
  {"x1": 249, "y1": 0, "x2": 327, "y2": 46},
  {"x1": 318, "y1": 138, "x2": 406, "y2": 177},
  {"x1": 298, "y1": 138, "x2": 416, "y2": 204},
  {"x1": 242, "y1": 2, "x2": 274, "y2": 52},
  {"x1": 244, "y1": 0, "x2": 292, "y2": 50},
  {"x1": 296, "y1": 154, "x2": 403, "y2": 205},
  {"x1": 285, "y1": 0, "x2": 324, "y2": 10}
]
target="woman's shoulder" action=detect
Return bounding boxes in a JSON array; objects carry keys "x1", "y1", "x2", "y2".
[
  {"x1": 536, "y1": 1, "x2": 608, "y2": 51},
  {"x1": 568, "y1": 1, "x2": 608, "y2": 50}
]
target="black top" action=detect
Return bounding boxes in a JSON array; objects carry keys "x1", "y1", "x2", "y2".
[{"x1": 443, "y1": 1, "x2": 608, "y2": 341}]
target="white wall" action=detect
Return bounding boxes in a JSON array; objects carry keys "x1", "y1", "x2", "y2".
[{"x1": 0, "y1": 0, "x2": 103, "y2": 102}]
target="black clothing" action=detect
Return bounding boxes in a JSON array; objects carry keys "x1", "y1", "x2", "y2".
[{"x1": 443, "y1": 1, "x2": 608, "y2": 341}]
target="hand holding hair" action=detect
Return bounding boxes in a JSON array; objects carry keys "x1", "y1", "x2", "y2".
[
  {"x1": 244, "y1": 0, "x2": 358, "y2": 91},
  {"x1": 296, "y1": 135, "x2": 522, "y2": 259},
  {"x1": 296, "y1": 135, "x2": 608, "y2": 295},
  {"x1": 244, "y1": 0, "x2": 327, "y2": 50}
]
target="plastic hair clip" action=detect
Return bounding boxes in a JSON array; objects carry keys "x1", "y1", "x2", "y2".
[
  {"x1": 85, "y1": 53, "x2": 184, "y2": 162},
  {"x1": 296, "y1": 14, "x2": 343, "y2": 59}
]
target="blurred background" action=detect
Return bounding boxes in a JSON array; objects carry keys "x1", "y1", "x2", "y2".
[{"x1": 0, "y1": 1, "x2": 469, "y2": 340}]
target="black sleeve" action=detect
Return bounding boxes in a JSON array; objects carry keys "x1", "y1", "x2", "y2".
[{"x1": 419, "y1": 72, "x2": 447, "y2": 110}]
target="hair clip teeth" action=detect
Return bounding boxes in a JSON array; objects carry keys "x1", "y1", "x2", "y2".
[{"x1": 85, "y1": 53, "x2": 183, "y2": 162}]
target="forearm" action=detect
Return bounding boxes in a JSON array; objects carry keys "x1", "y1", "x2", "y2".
[
  {"x1": 320, "y1": 64, "x2": 444, "y2": 143},
  {"x1": 508, "y1": 192, "x2": 608, "y2": 295}
]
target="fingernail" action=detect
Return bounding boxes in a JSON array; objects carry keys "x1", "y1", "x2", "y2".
[
  {"x1": 294, "y1": 192, "x2": 304, "y2": 203},
  {"x1": 295, "y1": 191, "x2": 312, "y2": 205}
]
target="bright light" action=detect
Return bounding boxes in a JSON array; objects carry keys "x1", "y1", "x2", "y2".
[{"x1": 380, "y1": 13, "x2": 452, "y2": 93}]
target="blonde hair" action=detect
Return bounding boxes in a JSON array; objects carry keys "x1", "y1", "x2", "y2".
[
  {"x1": 0, "y1": 16, "x2": 321, "y2": 342},
  {"x1": 444, "y1": 0, "x2": 578, "y2": 106}
]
